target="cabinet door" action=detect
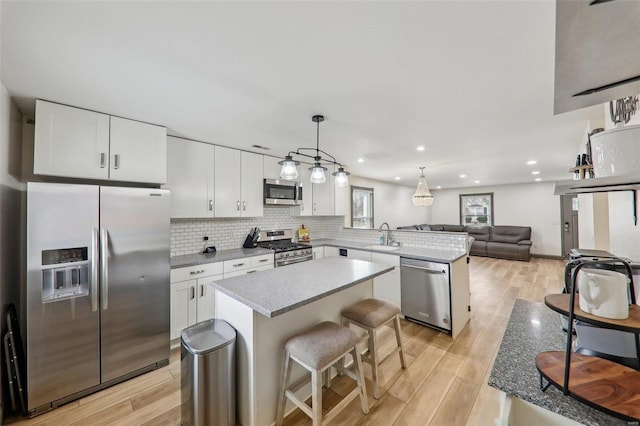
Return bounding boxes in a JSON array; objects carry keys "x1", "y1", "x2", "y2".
[
  {"x1": 312, "y1": 247, "x2": 324, "y2": 260},
  {"x1": 109, "y1": 116, "x2": 167, "y2": 184},
  {"x1": 263, "y1": 156, "x2": 283, "y2": 180},
  {"x1": 165, "y1": 137, "x2": 215, "y2": 218},
  {"x1": 34, "y1": 100, "x2": 110, "y2": 180},
  {"x1": 324, "y1": 246, "x2": 338, "y2": 257},
  {"x1": 347, "y1": 249, "x2": 372, "y2": 262},
  {"x1": 170, "y1": 280, "x2": 197, "y2": 340},
  {"x1": 240, "y1": 151, "x2": 264, "y2": 217},
  {"x1": 372, "y1": 253, "x2": 401, "y2": 308},
  {"x1": 312, "y1": 168, "x2": 335, "y2": 216},
  {"x1": 214, "y1": 146, "x2": 242, "y2": 217},
  {"x1": 196, "y1": 274, "x2": 221, "y2": 322}
]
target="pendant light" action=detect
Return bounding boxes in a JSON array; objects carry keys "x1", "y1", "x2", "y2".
[
  {"x1": 279, "y1": 114, "x2": 350, "y2": 187},
  {"x1": 412, "y1": 166, "x2": 434, "y2": 206}
]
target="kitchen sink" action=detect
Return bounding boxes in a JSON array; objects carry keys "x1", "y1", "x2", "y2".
[{"x1": 363, "y1": 245, "x2": 399, "y2": 251}]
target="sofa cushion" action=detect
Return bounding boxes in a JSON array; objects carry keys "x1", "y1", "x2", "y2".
[
  {"x1": 442, "y1": 225, "x2": 465, "y2": 232},
  {"x1": 429, "y1": 224, "x2": 444, "y2": 231},
  {"x1": 397, "y1": 225, "x2": 420, "y2": 230},
  {"x1": 465, "y1": 226, "x2": 490, "y2": 241},
  {"x1": 418, "y1": 224, "x2": 431, "y2": 231},
  {"x1": 491, "y1": 226, "x2": 531, "y2": 244},
  {"x1": 470, "y1": 240, "x2": 487, "y2": 256}
]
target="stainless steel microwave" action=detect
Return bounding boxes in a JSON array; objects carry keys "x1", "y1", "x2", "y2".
[{"x1": 263, "y1": 179, "x2": 303, "y2": 205}]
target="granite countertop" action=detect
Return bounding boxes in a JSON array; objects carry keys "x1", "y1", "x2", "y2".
[
  {"x1": 488, "y1": 299, "x2": 626, "y2": 426},
  {"x1": 170, "y1": 247, "x2": 274, "y2": 269},
  {"x1": 309, "y1": 238, "x2": 467, "y2": 263},
  {"x1": 211, "y1": 257, "x2": 393, "y2": 318}
]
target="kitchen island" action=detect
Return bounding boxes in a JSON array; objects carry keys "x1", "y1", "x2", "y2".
[
  {"x1": 489, "y1": 299, "x2": 625, "y2": 425},
  {"x1": 212, "y1": 257, "x2": 394, "y2": 426}
]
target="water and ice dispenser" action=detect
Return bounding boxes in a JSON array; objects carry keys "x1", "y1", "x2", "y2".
[{"x1": 41, "y1": 247, "x2": 90, "y2": 302}]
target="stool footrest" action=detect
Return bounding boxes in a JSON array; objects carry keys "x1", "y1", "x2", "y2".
[{"x1": 284, "y1": 389, "x2": 313, "y2": 418}]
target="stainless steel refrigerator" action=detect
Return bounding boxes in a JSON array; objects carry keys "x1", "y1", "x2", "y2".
[{"x1": 25, "y1": 182, "x2": 170, "y2": 416}]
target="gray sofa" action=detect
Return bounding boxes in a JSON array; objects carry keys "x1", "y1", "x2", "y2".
[{"x1": 398, "y1": 224, "x2": 533, "y2": 261}]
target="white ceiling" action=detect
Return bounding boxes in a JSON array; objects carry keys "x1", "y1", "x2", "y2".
[{"x1": 1, "y1": 0, "x2": 606, "y2": 189}]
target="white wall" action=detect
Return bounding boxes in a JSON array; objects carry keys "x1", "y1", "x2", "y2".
[
  {"x1": 0, "y1": 81, "x2": 24, "y2": 420},
  {"x1": 345, "y1": 175, "x2": 430, "y2": 229},
  {"x1": 608, "y1": 191, "x2": 640, "y2": 260},
  {"x1": 430, "y1": 182, "x2": 561, "y2": 256}
]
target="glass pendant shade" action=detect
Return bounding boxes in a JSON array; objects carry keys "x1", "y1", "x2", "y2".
[
  {"x1": 278, "y1": 155, "x2": 299, "y2": 180},
  {"x1": 412, "y1": 167, "x2": 434, "y2": 206},
  {"x1": 332, "y1": 167, "x2": 350, "y2": 187},
  {"x1": 309, "y1": 163, "x2": 327, "y2": 184}
]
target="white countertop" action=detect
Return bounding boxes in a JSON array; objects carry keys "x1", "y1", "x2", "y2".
[{"x1": 211, "y1": 257, "x2": 393, "y2": 318}]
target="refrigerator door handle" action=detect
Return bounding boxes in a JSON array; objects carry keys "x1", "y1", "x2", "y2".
[
  {"x1": 91, "y1": 228, "x2": 99, "y2": 311},
  {"x1": 100, "y1": 228, "x2": 109, "y2": 310}
]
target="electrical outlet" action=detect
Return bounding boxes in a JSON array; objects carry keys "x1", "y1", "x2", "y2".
[{"x1": 203, "y1": 236, "x2": 209, "y2": 241}]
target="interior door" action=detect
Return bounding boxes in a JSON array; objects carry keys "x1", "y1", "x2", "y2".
[
  {"x1": 99, "y1": 187, "x2": 170, "y2": 382},
  {"x1": 561, "y1": 194, "x2": 580, "y2": 258}
]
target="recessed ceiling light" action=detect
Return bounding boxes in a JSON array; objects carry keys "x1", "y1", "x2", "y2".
[
  {"x1": 417, "y1": 146, "x2": 425, "y2": 151},
  {"x1": 436, "y1": 186, "x2": 442, "y2": 189},
  {"x1": 459, "y1": 174, "x2": 467, "y2": 178},
  {"x1": 357, "y1": 158, "x2": 364, "y2": 163},
  {"x1": 527, "y1": 160, "x2": 537, "y2": 165},
  {"x1": 535, "y1": 177, "x2": 542, "y2": 182},
  {"x1": 394, "y1": 177, "x2": 401, "y2": 180},
  {"x1": 531, "y1": 170, "x2": 540, "y2": 175},
  {"x1": 474, "y1": 180, "x2": 480, "y2": 184}
]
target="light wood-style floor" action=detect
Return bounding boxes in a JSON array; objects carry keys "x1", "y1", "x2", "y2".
[{"x1": 7, "y1": 256, "x2": 566, "y2": 426}]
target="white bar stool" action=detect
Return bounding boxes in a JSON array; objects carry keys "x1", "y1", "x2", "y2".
[
  {"x1": 275, "y1": 321, "x2": 369, "y2": 426},
  {"x1": 342, "y1": 298, "x2": 407, "y2": 398}
]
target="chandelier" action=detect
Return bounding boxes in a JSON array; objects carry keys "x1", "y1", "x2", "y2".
[
  {"x1": 278, "y1": 115, "x2": 350, "y2": 187},
  {"x1": 412, "y1": 166, "x2": 434, "y2": 206}
]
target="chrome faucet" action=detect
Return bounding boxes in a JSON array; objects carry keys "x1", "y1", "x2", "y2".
[{"x1": 379, "y1": 222, "x2": 391, "y2": 245}]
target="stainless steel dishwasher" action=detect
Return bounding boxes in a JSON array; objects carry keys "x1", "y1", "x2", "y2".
[{"x1": 400, "y1": 257, "x2": 451, "y2": 332}]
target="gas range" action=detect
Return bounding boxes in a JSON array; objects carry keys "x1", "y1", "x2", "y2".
[{"x1": 256, "y1": 229, "x2": 313, "y2": 267}]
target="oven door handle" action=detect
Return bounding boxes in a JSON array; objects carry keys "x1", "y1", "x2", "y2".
[{"x1": 277, "y1": 255, "x2": 313, "y2": 267}]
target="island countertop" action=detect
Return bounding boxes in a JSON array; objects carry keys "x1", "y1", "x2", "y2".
[
  {"x1": 489, "y1": 299, "x2": 625, "y2": 426},
  {"x1": 211, "y1": 257, "x2": 393, "y2": 318}
]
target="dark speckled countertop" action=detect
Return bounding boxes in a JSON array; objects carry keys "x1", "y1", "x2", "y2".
[{"x1": 489, "y1": 299, "x2": 626, "y2": 426}]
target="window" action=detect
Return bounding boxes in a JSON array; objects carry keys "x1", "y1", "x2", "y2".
[
  {"x1": 460, "y1": 193, "x2": 494, "y2": 227},
  {"x1": 351, "y1": 186, "x2": 374, "y2": 228}
]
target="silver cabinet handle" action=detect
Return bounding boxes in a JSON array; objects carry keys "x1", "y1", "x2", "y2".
[
  {"x1": 259, "y1": 258, "x2": 269, "y2": 263},
  {"x1": 243, "y1": 201, "x2": 246, "y2": 211},
  {"x1": 100, "y1": 153, "x2": 106, "y2": 168},
  {"x1": 236, "y1": 201, "x2": 240, "y2": 211},
  {"x1": 246, "y1": 269, "x2": 257, "y2": 274},
  {"x1": 190, "y1": 286, "x2": 195, "y2": 300},
  {"x1": 402, "y1": 264, "x2": 446, "y2": 274},
  {"x1": 113, "y1": 154, "x2": 120, "y2": 169},
  {"x1": 200, "y1": 284, "x2": 204, "y2": 297},
  {"x1": 209, "y1": 200, "x2": 213, "y2": 211},
  {"x1": 189, "y1": 269, "x2": 205, "y2": 275},
  {"x1": 233, "y1": 262, "x2": 245, "y2": 267},
  {"x1": 91, "y1": 228, "x2": 99, "y2": 311},
  {"x1": 100, "y1": 228, "x2": 109, "y2": 310}
]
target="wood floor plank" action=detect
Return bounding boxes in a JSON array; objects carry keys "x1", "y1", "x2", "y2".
[{"x1": 429, "y1": 376, "x2": 479, "y2": 425}]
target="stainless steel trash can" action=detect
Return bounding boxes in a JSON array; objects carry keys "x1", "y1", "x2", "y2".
[{"x1": 181, "y1": 318, "x2": 236, "y2": 426}]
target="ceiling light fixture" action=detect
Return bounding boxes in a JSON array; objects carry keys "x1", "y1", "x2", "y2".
[
  {"x1": 357, "y1": 158, "x2": 364, "y2": 163},
  {"x1": 526, "y1": 160, "x2": 537, "y2": 165},
  {"x1": 436, "y1": 186, "x2": 442, "y2": 189},
  {"x1": 412, "y1": 167, "x2": 434, "y2": 207},
  {"x1": 474, "y1": 180, "x2": 480, "y2": 184},
  {"x1": 394, "y1": 177, "x2": 401, "y2": 180},
  {"x1": 531, "y1": 170, "x2": 540, "y2": 175},
  {"x1": 459, "y1": 174, "x2": 467, "y2": 178},
  {"x1": 279, "y1": 115, "x2": 350, "y2": 187},
  {"x1": 417, "y1": 146, "x2": 425, "y2": 151},
  {"x1": 535, "y1": 178, "x2": 542, "y2": 182}
]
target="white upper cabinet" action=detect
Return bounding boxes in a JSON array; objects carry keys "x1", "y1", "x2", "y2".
[
  {"x1": 312, "y1": 177, "x2": 334, "y2": 215},
  {"x1": 291, "y1": 165, "x2": 346, "y2": 216},
  {"x1": 165, "y1": 137, "x2": 215, "y2": 218},
  {"x1": 291, "y1": 168, "x2": 313, "y2": 217},
  {"x1": 215, "y1": 146, "x2": 263, "y2": 217},
  {"x1": 240, "y1": 151, "x2": 264, "y2": 217},
  {"x1": 109, "y1": 116, "x2": 167, "y2": 184},
  {"x1": 263, "y1": 156, "x2": 283, "y2": 180},
  {"x1": 34, "y1": 100, "x2": 110, "y2": 180},
  {"x1": 34, "y1": 100, "x2": 167, "y2": 184}
]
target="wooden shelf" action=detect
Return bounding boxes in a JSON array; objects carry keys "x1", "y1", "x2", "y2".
[
  {"x1": 544, "y1": 294, "x2": 640, "y2": 333},
  {"x1": 536, "y1": 351, "x2": 640, "y2": 421}
]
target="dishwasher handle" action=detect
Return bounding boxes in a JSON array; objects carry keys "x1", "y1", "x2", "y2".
[{"x1": 401, "y1": 264, "x2": 446, "y2": 274}]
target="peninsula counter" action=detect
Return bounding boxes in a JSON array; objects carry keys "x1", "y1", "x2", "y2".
[{"x1": 212, "y1": 257, "x2": 393, "y2": 426}]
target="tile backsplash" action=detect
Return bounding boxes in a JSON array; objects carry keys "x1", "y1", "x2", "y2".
[
  {"x1": 171, "y1": 206, "x2": 468, "y2": 257},
  {"x1": 170, "y1": 206, "x2": 344, "y2": 256}
]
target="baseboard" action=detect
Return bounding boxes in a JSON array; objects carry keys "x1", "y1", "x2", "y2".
[{"x1": 531, "y1": 253, "x2": 564, "y2": 260}]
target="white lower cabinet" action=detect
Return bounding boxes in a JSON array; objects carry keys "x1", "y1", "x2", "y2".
[
  {"x1": 312, "y1": 247, "x2": 324, "y2": 259},
  {"x1": 170, "y1": 254, "x2": 274, "y2": 339},
  {"x1": 372, "y1": 253, "x2": 401, "y2": 308},
  {"x1": 323, "y1": 246, "x2": 338, "y2": 257},
  {"x1": 346, "y1": 248, "x2": 372, "y2": 262}
]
